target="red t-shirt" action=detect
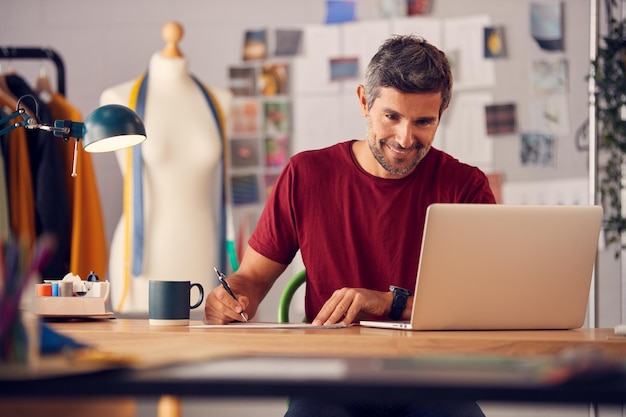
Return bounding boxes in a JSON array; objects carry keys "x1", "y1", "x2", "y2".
[{"x1": 249, "y1": 140, "x2": 496, "y2": 321}]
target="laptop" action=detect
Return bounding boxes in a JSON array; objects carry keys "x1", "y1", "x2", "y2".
[{"x1": 360, "y1": 204, "x2": 603, "y2": 331}]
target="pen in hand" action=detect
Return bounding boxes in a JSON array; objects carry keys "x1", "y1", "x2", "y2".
[{"x1": 213, "y1": 267, "x2": 248, "y2": 322}]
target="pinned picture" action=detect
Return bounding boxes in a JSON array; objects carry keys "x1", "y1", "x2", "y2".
[
  {"x1": 275, "y1": 29, "x2": 303, "y2": 56},
  {"x1": 243, "y1": 29, "x2": 268, "y2": 61},
  {"x1": 261, "y1": 63, "x2": 289, "y2": 96},
  {"x1": 265, "y1": 136, "x2": 290, "y2": 168},
  {"x1": 520, "y1": 132, "x2": 556, "y2": 166},
  {"x1": 378, "y1": 0, "x2": 407, "y2": 18},
  {"x1": 330, "y1": 57, "x2": 359, "y2": 81},
  {"x1": 264, "y1": 173, "x2": 280, "y2": 197},
  {"x1": 531, "y1": 58, "x2": 568, "y2": 95},
  {"x1": 485, "y1": 103, "x2": 516, "y2": 135},
  {"x1": 325, "y1": 0, "x2": 356, "y2": 24},
  {"x1": 530, "y1": 2, "x2": 564, "y2": 51},
  {"x1": 407, "y1": 0, "x2": 432, "y2": 16},
  {"x1": 231, "y1": 174, "x2": 260, "y2": 205},
  {"x1": 484, "y1": 26, "x2": 507, "y2": 58},
  {"x1": 231, "y1": 138, "x2": 260, "y2": 168},
  {"x1": 231, "y1": 99, "x2": 260, "y2": 135},
  {"x1": 264, "y1": 101, "x2": 290, "y2": 137},
  {"x1": 229, "y1": 66, "x2": 257, "y2": 96}
]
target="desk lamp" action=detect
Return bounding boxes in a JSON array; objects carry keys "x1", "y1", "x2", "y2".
[{"x1": 0, "y1": 94, "x2": 146, "y2": 175}]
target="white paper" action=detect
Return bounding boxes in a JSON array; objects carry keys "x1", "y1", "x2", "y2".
[
  {"x1": 439, "y1": 91, "x2": 494, "y2": 171},
  {"x1": 292, "y1": 95, "x2": 342, "y2": 153},
  {"x1": 529, "y1": 96, "x2": 570, "y2": 135},
  {"x1": 190, "y1": 322, "x2": 349, "y2": 329},
  {"x1": 341, "y1": 20, "x2": 391, "y2": 83},
  {"x1": 391, "y1": 16, "x2": 442, "y2": 46},
  {"x1": 443, "y1": 15, "x2": 495, "y2": 90},
  {"x1": 292, "y1": 24, "x2": 342, "y2": 95}
]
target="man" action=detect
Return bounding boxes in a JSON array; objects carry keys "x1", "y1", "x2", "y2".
[{"x1": 205, "y1": 35, "x2": 495, "y2": 417}]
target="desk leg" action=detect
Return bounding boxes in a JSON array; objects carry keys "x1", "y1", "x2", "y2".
[{"x1": 158, "y1": 395, "x2": 182, "y2": 417}]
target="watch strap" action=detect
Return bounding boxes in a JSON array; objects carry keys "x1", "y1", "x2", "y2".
[{"x1": 388, "y1": 285, "x2": 411, "y2": 320}]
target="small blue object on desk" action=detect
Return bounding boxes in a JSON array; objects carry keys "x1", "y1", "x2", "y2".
[{"x1": 40, "y1": 323, "x2": 88, "y2": 354}]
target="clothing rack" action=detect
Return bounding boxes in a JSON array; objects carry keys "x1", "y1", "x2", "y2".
[{"x1": 0, "y1": 46, "x2": 66, "y2": 96}]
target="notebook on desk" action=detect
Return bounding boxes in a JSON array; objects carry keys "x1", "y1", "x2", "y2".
[{"x1": 360, "y1": 204, "x2": 603, "y2": 331}]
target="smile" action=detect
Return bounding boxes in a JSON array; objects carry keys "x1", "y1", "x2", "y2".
[{"x1": 385, "y1": 142, "x2": 414, "y2": 155}]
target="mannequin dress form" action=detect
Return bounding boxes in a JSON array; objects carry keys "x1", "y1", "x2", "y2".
[{"x1": 101, "y1": 22, "x2": 232, "y2": 313}]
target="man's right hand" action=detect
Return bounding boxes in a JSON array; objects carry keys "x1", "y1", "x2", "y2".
[
  {"x1": 202, "y1": 245, "x2": 287, "y2": 324},
  {"x1": 203, "y1": 284, "x2": 249, "y2": 324}
]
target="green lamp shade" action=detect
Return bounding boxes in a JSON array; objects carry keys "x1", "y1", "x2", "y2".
[{"x1": 82, "y1": 104, "x2": 147, "y2": 153}]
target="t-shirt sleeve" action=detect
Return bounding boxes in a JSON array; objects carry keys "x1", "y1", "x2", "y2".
[
  {"x1": 248, "y1": 162, "x2": 299, "y2": 265},
  {"x1": 464, "y1": 168, "x2": 497, "y2": 204}
]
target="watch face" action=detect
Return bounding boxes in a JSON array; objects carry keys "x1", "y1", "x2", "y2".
[{"x1": 389, "y1": 285, "x2": 411, "y2": 296}]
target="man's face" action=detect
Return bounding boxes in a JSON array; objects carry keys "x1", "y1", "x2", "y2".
[{"x1": 360, "y1": 86, "x2": 444, "y2": 178}]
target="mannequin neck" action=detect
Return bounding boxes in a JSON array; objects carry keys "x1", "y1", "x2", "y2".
[{"x1": 148, "y1": 52, "x2": 189, "y2": 82}]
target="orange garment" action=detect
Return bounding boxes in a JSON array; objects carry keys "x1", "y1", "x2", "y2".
[
  {"x1": 47, "y1": 93, "x2": 108, "y2": 280},
  {"x1": 7, "y1": 127, "x2": 36, "y2": 246}
]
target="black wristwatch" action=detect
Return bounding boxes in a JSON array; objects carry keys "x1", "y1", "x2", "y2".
[{"x1": 388, "y1": 285, "x2": 411, "y2": 320}]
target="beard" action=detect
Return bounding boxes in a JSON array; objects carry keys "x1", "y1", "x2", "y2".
[{"x1": 366, "y1": 122, "x2": 430, "y2": 176}]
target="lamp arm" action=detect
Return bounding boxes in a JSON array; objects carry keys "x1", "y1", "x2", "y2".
[
  {"x1": 40, "y1": 120, "x2": 86, "y2": 141},
  {"x1": 0, "y1": 105, "x2": 84, "y2": 177},
  {"x1": 3, "y1": 94, "x2": 146, "y2": 153},
  {"x1": 0, "y1": 108, "x2": 85, "y2": 142},
  {"x1": 0, "y1": 108, "x2": 31, "y2": 137}
]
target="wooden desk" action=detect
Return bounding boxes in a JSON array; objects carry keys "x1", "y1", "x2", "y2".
[
  {"x1": 1, "y1": 319, "x2": 625, "y2": 406},
  {"x1": 46, "y1": 319, "x2": 626, "y2": 361}
]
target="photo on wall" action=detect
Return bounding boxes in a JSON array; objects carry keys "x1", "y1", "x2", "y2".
[
  {"x1": 530, "y1": 2, "x2": 564, "y2": 52},
  {"x1": 531, "y1": 58, "x2": 568, "y2": 95},
  {"x1": 231, "y1": 174, "x2": 260, "y2": 205},
  {"x1": 264, "y1": 173, "x2": 280, "y2": 198},
  {"x1": 274, "y1": 29, "x2": 303, "y2": 56},
  {"x1": 520, "y1": 132, "x2": 556, "y2": 167},
  {"x1": 229, "y1": 66, "x2": 258, "y2": 96},
  {"x1": 329, "y1": 57, "x2": 359, "y2": 81},
  {"x1": 485, "y1": 103, "x2": 516, "y2": 135},
  {"x1": 264, "y1": 101, "x2": 290, "y2": 137},
  {"x1": 231, "y1": 138, "x2": 260, "y2": 168},
  {"x1": 265, "y1": 136, "x2": 290, "y2": 168},
  {"x1": 261, "y1": 63, "x2": 289, "y2": 96},
  {"x1": 407, "y1": 0, "x2": 432, "y2": 15},
  {"x1": 230, "y1": 99, "x2": 260, "y2": 135},
  {"x1": 243, "y1": 29, "x2": 268, "y2": 61},
  {"x1": 484, "y1": 26, "x2": 507, "y2": 58}
]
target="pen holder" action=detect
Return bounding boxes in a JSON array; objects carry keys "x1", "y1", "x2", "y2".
[
  {"x1": 0, "y1": 309, "x2": 39, "y2": 367},
  {"x1": 0, "y1": 236, "x2": 53, "y2": 366},
  {"x1": 0, "y1": 273, "x2": 41, "y2": 367},
  {"x1": 0, "y1": 308, "x2": 27, "y2": 364}
]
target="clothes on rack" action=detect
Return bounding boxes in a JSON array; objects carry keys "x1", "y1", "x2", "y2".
[
  {"x1": 48, "y1": 93, "x2": 108, "y2": 280},
  {"x1": 0, "y1": 71, "x2": 108, "y2": 280},
  {"x1": 3, "y1": 73, "x2": 71, "y2": 278},
  {"x1": 0, "y1": 106, "x2": 34, "y2": 245}
]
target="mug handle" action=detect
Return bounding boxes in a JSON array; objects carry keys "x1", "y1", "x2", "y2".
[{"x1": 190, "y1": 283, "x2": 204, "y2": 309}]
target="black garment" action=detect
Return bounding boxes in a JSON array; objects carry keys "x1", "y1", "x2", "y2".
[{"x1": 5, "y1": 75, "x2": 71, "y2": 278}]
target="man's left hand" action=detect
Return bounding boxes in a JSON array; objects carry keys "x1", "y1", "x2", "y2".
[{"x1": 312, "y1": 287, "x2": 393, "y2": 325}]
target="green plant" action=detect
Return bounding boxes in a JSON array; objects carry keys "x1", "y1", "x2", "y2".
[{"x1": 593, "y1": 18, "x2": 626, "y2": 254}]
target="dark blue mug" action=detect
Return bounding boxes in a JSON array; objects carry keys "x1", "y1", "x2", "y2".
[{"x1": 149, "y1": 280, "x2": 204, "y2": 326}]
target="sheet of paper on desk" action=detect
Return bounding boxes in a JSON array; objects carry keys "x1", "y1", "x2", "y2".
[{"x1": 189, "y1": 322, "x2": 350, "y2": 329}]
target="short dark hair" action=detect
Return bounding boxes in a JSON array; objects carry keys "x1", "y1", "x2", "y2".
[{"x1": 364, "y1": 35, "x2": 452, "y2": 116}]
